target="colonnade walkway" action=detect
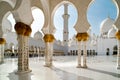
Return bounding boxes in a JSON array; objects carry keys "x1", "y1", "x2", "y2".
[{"x1": 0, "y1": 55, "x2": 120, "y2": 80}]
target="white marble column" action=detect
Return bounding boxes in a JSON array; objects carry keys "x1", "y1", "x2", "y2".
[
  {"x1": 43, "y1": 34, "x2": 54, "y2": 67},
  {"x1": 17, "y1": 35, "x2": 24, "y2": 72},
  {"x1": 0, "y1": 44, "x2": 4, "y2": 64},
  {"x1": 0, "y1": 38, "x2": 5, "y2": 64},
  {"x1": 44, "y1": 42, "x2": 53, "y2": 67},
  {"x1": 117, "y1": 40, "x2": 120, "y2": 69},
  {"x1": 17, "y1": 35, "x2": 31, "y2": 73},
  {"x1": 24, "y1": 36, "x2": 30, "y2": 71},
  {"x1": 77, "y1": 42, "x2": 82, "y2": 68},
  {"x1": 83, "y1": 41, "x2": 87, "y2": 68},
  {"x1": 15, "y1": 22, "x2": 32, "y2": 74}
]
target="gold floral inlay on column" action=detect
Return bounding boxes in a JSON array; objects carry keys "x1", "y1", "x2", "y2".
[
  {"x1": 116, "y1": 30, "x2": 120, "y2": 40},
  {"x1": 14, "y1": 22, "x2": 26, "y2": 35},
  {"x1": 14, "y1": 22, "x2": 32, "y2": 36},
  {"x1": 76, "y1": 33, "x2": 82, "y2": 41},
  {"x1": 43, "y1": 34, "x2": 55, "y2": 42},
  {"x1": 0, "y1": 38, "x2": 6, "y2": 44},
  {"x1": 24, "y1": 25, "x2": 32, "y2": 36},
  {"x1": 76, "y1": 32, "x2": 89, "y2": 42},
  {"x1": 82, "y1": 33, "x2": 89, "y2": 41}
]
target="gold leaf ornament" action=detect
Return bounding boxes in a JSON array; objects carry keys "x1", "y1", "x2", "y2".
[
  {"x1": 0, "y1": 38, "x2": 6, "y2": 44},
  {"x1": 14, "y1": 22, "x2": 26, "y2": 35},
  {"x1": 24, "y1": 25, "x2": 32, "y2": 36},
  {"x1": 116, "y1": 30, "x2": 120, "y2": 40},
  {"x1": 76, "y1": 32, "x2": 89, "y2": 41},
  {"x1": 43, "y1": 34, "x2": 55, "y2": 42},
  {"x1": 76, "y1": 33, "x2": 82, "y2": 41}
]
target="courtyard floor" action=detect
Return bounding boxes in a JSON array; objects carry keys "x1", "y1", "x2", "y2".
[{"x1": 0, "y1": 55, "x2": 120, "y2": 80}]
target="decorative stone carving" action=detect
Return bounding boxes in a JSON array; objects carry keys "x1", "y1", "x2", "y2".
[
  {"x1": 14, "y1": 22, "x2": 32, "y2": 73},
  {"x1": 0, "y1": 38, "x2": 6, "y2": 64},
  {"x1": 76, "y1": 32, "x2": 89, "y2": 68}
]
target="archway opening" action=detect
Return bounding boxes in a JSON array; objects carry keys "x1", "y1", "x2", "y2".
[
  {"x1": 54, "y1": 4, "x2": 78, "y2": 41},
  {"x1": 31, "y1": 7, "x2": 44, "y2": 37},
  {"x1": 87, "y1": 0, "x2": 117, "y2": 35},
  {"x1": 5, "y1": 12, "x2": 15, "y2": 32}
]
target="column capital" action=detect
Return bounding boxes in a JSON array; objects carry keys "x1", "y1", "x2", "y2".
[
  {"x1": 43, "y1": 34, "x2": 55, "y2": 43},
  {"x1": 82, "y1": 33, "x2": 89, "y2": 41},
  {"x1": 116, "y1": 30, "x2": 120, "y2": 40},
  {"x1": 76, "y1": 33, "x2": 82, "y2": 42},
  {"x1": 14, "y1": 22, "x2": 32, "y2": 36},
  {"x1": 24, "y1": 25, "x2": 32, "y2": 36},
  {"x1": 0, "y1": 38, "x2": 6, "y2": 44},
  {"x1": 76, "y1": 32, "x2": 89, "y2": 42}
]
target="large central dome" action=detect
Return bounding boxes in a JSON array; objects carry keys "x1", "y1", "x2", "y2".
[{"x1": 34, "y1": 31, "x2": 43, "y2": 40}]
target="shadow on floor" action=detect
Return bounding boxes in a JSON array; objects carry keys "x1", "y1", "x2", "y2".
[
  {"x1": 51, "y1": 67, "x2": 93, "y2": 80},
  {"x1": 87, "y1": 68, "x2": 120, "y2": 78},
  {"x1": 8, "y1": 71, "x2": 32, "y2": 80}
]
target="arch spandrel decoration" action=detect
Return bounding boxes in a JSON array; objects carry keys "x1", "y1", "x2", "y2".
[
  {"x1": 0, "y1": 0, "x2": 16, "y2": 9},
  {"x1": 70, "y1": 0, "x2": 92, "y2": 33},
  {"x1": 40, "y1": 0, "x2": 52, "y2": 34},
  {"x1": 12, "y1": 0, "x2": 33, "y2": 26},
  {"x1": 31, "y1": 0, "x2": 43, "y2": 10}
]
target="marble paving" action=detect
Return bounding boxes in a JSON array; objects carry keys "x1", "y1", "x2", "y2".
[{"x1": 0, "y1": 55, "x2": 120, "y2": 80}]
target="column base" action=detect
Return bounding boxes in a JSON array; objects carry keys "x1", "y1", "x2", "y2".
[
  {"x1": 82, "y1": 65, "x2": 88, "y2": 68},
  {"x1": 0, "y1": 61, "x2": 4, "y2": 64},
  {"x1": 76, "y1": 64, "x2": 82, "y2": 68},
  {"x1": 44, "y1": 64, "x2": 52, "y2": 67},
  {"x1": 117, "y1": 66, "x2": 120, "y2": 69},
  {"x1": 15, "y1": 69, "x2": 32, "y2": 74}
]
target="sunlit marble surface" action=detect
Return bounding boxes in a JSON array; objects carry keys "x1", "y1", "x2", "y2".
[{"x1": 0, "y1": 55, "x2": 120, "y2": 80}]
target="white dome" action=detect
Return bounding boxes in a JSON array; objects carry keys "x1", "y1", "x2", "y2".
[
  {"x1": 34, "y1": 31, "x2": 43, "y2": 40},
  {"x1": 108, "y1": 26, "x2": 117, "y2": 38},
  {"x1": 100, "y1": 17, "x2": 115, "y2": 34}
]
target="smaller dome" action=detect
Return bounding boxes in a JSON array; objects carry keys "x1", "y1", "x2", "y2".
[
  {"x1": 108, "y1": 26, "x2": 117, "y2": 38},
  {"x1": 34, "y1": 31, "x2": 43, "y2": 40},
  {"x1": 100, "y1": 17, "x2": 115, "y2": 34}
]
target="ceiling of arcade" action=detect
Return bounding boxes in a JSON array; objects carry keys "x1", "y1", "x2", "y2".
[{"x1": 0, "y1": 0, "x2": 120, "y2": 37}]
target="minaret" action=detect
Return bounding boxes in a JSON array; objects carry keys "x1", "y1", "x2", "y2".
[{"x1": 62, "y1": 4, "x2": 70, "y2": 55}]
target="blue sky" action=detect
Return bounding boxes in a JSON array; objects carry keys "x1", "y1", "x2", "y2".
[
  {"x1": 87, "y1": 0, "x2": 117, "y2": 35},
  {"x1": 8, "y1": 0, "x2": 117, "y2": 41}
]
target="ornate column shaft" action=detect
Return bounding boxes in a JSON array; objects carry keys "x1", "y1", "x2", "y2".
[
  {"x1": 76, "y1": 33, "x2": 82, "y2": 68},
  {"x1": 43, "y1": 34, "x2": 54, "y2": 67},
  {"x1": 82, "y1": 33, "x2": 89, "y2": 68},
  {"x1": 77, "y1": 42, "x2": 82, "y2": 68},
  {"x1": 76, "y1": 32, "x2": 89, "y2": 68},
  {"x1": 115, "y1": 30, "x2": 120, "y2": 69},
  {"x1": 17, "y1": 35, "x2": 25, "y2": 71},
  {"x1": 15, "y1": 22, "x2": 32, "y2": 73},
  {"x1": 24, "y1": 36, "x2": 30, "y2": 71},
  {"x1": 117, "y1": 40, "x2": 120, "y2": 69},
  {"x1": 0, "y1": 38, "x2": 6, "y2": 64},
  {"x1": 83, "y1": 41, "x2": 87, "y2": 68}
]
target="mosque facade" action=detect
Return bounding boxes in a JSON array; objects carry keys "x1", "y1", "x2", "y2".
[{"x1": 3, "y1": 16, "x2": 117, "y2": 56}]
